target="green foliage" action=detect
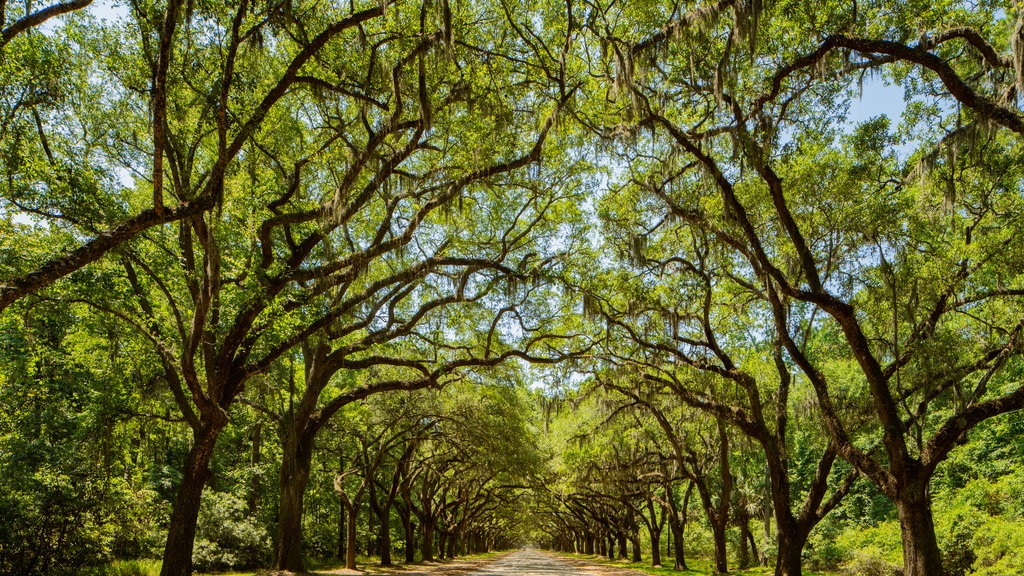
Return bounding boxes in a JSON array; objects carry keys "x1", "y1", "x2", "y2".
[
  {"x1": 833, "y1": 522, "x2": 902, "y2": 575},
  {"x1": 79, "y1": 559, "x2": 162, "y2": 576},
  {"x1": 192, "y1": 491, "x2": 270, "y2": 572}
]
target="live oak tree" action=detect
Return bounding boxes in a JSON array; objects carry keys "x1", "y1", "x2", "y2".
[
  {"x1": 586, "y1": 208, "x2": 860, "y2": 576},
  {"x1": 0, "y1": 0, "x2": 317, "y2": 311},
  {"x1": 566, "y1": 0, "x2": 1024, "y2": 574}
]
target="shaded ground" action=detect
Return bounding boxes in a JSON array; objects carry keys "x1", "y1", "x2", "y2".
[
  {"x1": 482, "y1": 550, "x2": 650, "y2": 576},
  {"x1": 272, "y1": 549, "x2": 652, "y2": 576}
]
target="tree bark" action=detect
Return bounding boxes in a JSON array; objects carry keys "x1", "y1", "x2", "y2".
[
  {"x1": 630, "y1": 532, "x2": 642, "y2": 562},
  {"x1": 421, "y1": 519, "x2": 435, "y2": 561},
  {"x1": 774, "y1": 527, "x2": 810, "y2": 576},
  {"x1": 378, "y1": 513, "x2": 393, "y2": 565},
  {"x1": 272, "y1": 429, "x2": 315, "y2": 571},
  {"x1": 337, "y1": 502, "x2": 347, "y2": 560},
  {"x1": 667, "y1": 481, "x2": 691, "y2": 571},
  {"x1": 159, "y1": 419, "x2": 224, "y2": 576},
  {"x1": 649, "y1": 524, "x2": 661, "y2": 567},
  {"x1": 248, "y1": 423, "x2": 262, "y2": 517},
  {"x1": 405, "y1": 519, "x2": 417, "y2": 563},
  {"x1": 896, "y1": 478, "x2": 944, "y2": 576},
  {"x1": 643, "y1": 497, "x2": 664, "y2": 567},
  {"x1": 710, "y1": 518, "x2": 729, "y2": 575},
  {"x1": 346, "y1": 500, "x2": 359, "y2": 570}
]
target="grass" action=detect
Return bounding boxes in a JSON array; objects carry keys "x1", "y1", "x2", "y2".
[
  {"x1": 87, "y1": 550, "x2": 508, "y2": 576},
  {"x1": 82, "y1": 558, "x2": 257, "y2": 576},
  {"x1": 557, "y1": 552, "x2": 839, "y2": 576}
]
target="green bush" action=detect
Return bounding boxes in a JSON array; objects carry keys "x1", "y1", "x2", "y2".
[
  {"x1": 192, "y1": 490, "x2": 270, "y2": 572},
  {"x1": 79, "y1": 559, "x2": 161, "y2": 576},
  {"x1": 935, "y1": 502, "x2": 985, "y2": 576},
  {"x1": 833, "y1": 521, "x2": 902, "y2": 576},
  {"x1": 970, "y1": 517, "x2": 1024, "y2": 576},
  {"x1": 840, "y1": 548, "x2": 901, "y2": 576}
]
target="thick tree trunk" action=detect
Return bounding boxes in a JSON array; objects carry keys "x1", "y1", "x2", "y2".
[
  {"x1": 405, "y1": 519, "x2": 417, "y2": 563},
  {"x1": 397, "y1": 487, "x2": 416, "y2": 563},
  {"x1": 421, "y1": 520, "x2": 435, "y2": 561},
  {"x1": 774, "y1": 526, "x2": 809, "y2": 576},
  {"x1": 711, "y1": 519, "x2": 728, "y2": 575},
  {"x1": 346, "y1": 503, "x2": 359, "y2": 570},
  {"x1": 378, "y1": 511, "x2": 393, "y2": 565},
  {"x1": 896, "y1": 480, "x2": 944, "y2": 576},
  {"x1": 738, "y1": 515, "x2": 751, "y2": 569},
  {"x1": 367, "y1": 502, "x2": 376, "y2": 558},
  {"x1": 369, "y1": 480, "x2": 396, "y2": 566},
  {"x1": 630, "y1": 533, "x2": 642, "y2": 562},
  {"x1": 584, "y1": 532, "x2": 595, "y2": 555},
  {"x1": 667, "y1": 481, "x2": 691, "y2": 571},
  {"x1": 337, "y1": 503, "x2": 347, "y2": 560},
  {"x1": 159, "y1": 420, "x2": 223, "y2": 576},
  {"x1": 617, "y1": 530, "x2": 627, "y2": 559},
  {"x1": 649, "y1": 525, "x2": 661, "y2": 567},
  {"x1": 272, "y1": 429, "x2": 314, "y2": 572}
]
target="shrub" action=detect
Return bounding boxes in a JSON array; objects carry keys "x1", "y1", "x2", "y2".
[
  {"x1": 192, "y1": 490, "x2": 270, "y2": 572},
  {"x1": 970, "y1": 517, "x2": 1024, "y2": 576},
  {"x1": 840, "y1": 548, "x2": 901, "y2": 576}
]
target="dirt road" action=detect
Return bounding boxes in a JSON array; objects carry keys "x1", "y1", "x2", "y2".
[
  {"x1": 461, "y1": 549, "x2": 647, "y2": 576},
  {"x1": 315, "y1": 549, "x2": 649, "y2": 576}
]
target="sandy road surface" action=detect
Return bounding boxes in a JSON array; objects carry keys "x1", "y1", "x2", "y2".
[
  {"x1": 313, "y1": 549, "x2": 648, "y2": 576},
  {"x1": 462, "y1": 549, "x2": 648, "y2": 576}
]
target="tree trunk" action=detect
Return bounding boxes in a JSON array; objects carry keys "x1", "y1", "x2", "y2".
[
  {"x1": 630, "y1": 532, "x2": 642, "y2": 562},
  {"x1": 369, "y1": 479, "x2": 395, "y2": 566},
  {"x1": 346, "y1": 502, "x2": 359, "y2": 570},
  {"x1": 421, "y1": 519, "x2": 435, "y2": 561},
  {"x1": 401, "y1": 511, "x2": 416, "y2": 563},
  {"x1": 711, "y1": 518, "x2": 728, "y2": 575},
  {"x1": 584, "y1": 532, "x2": 595, "y2": 555},
  {"x1": 159, "y1": 419, "x2": 223, "y2": 576},
  {"x1": 643, "y1": 497, "x2": 664, "y2": 567},
  {"x1": 367, "y1": 499, "x2": 376, "y2": 558},
  {"x1": 649, "y1": 524, "x2": 661, "y2": 567},
  {"x1": 676, "y1": 481, "x2": 693, "y2": 570},
  {"x1": 272, "y1": 429, "x2": 314, "y2": 571},
  {"x1": 774, "y1": 525, "x2": 809, "y2": 576},
  {"x1": 743, "y1": 519, "x2": 759, "y2": 569},
  {"x1": 397, "y1": 486, "x2": 416, "y2": 563},
  {"x1": 617, "y1": 530, "x2": 627, "y2": 559},
  {"x1": 337, "y1": 503, "x2": 347, "y2": 560},
  {"x1": 248, "y1": 422, "x2": 261, "y2": 516},
  {"x1": 738, "y1": 514, "x2": 751, "y2": 569},
  {"x1": 896, "y1": 479, "x2": 944, "y2": 576},
  {"x1": 378, "y1": 511, "x2": 393, "y2": 565}
]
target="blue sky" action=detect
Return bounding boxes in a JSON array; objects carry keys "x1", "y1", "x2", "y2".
[{"x1": 847, "y1": 78, "x2": 907, "y2": 125}]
